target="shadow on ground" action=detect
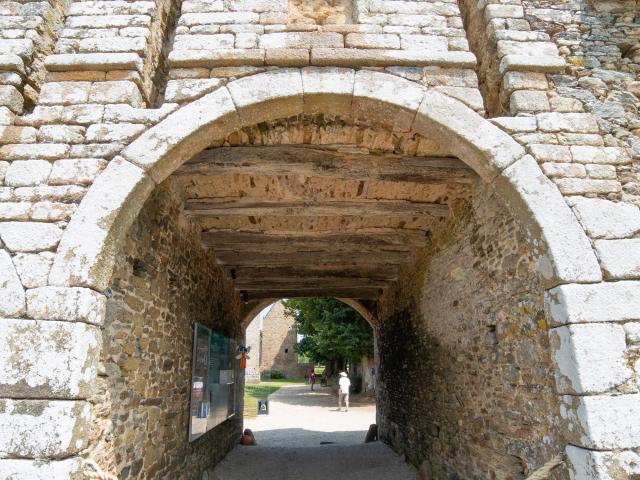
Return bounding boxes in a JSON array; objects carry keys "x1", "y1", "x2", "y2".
[
  {"x1": 250, "y1": 427, "x2": 369, "y2": 447},
  {"x1": 263, "y1": 385, "x2": 375, "y2": 408},
  {"x1": 212, "y1": 441, "x2": 417, "y2": 480}
]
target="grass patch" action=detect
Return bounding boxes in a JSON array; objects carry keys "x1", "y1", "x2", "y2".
[{"x1": 243, "y1": 379, "x2": 304, "y2": 417}]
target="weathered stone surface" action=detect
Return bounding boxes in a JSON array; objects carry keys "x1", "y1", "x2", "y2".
[
  {"x1": 499, "y1": 55, "x2": 566, "y2": 74},
  {"x1": 567, "y1": 197, "x2": 640, "y2": 239},
  {"x1": 39, "y1": 82, "x2": 91, "y2": 106},
  {"x1": 122, "y1": 88, "x2": 239, "y2": 182},
  {"x1": 164, "y1": 78, "x2": 223, "y2": 103},
  {"x1": 227, "y1": 69, "x2": 303, "y2": 126},
  {"x1": 259, "y1": 32, "x2": 343, "y2": 49},
  {"x1": 0, "y1": 222, "x2": 62, "y2": 252},
  {"x1": 567, "y1": 394, "x2": 640, "y2": 449},
  {"x1": 376, "y1": 184, "x2": 566, "y2": 479},
  {"x1": 264, "y1": 48, "x2": 309, "y2": 67},
  {"x1": 49, "y1": 158, "x2": 107, "y2": 186},
  {"x1": 12, "y1": 252, "x2": 54, "y2": 289},
  {"x1": 567, "y1": 446, "x2": 640, "y2": 480},
  {"x1": 0, "y1": 250, "x2": 25, "y2": 317},
  {"x1": 94, "y1": 183, "x2": 242, "y2": 478},
  {"x1": 0, "y1": 85, "x2": 23, "y2": 113},
  {"x1": 415, "y1": 92, "x2": 525, "y2": 181},
  {"x1": 353, "y1": 69, "x2": 425, "y2": 132},
  {"x1": 36, "y1": 125, "x2": 84, "y2": 144},
  {"x1": 0, "y1": 458, "x2": 83, "y2": 480},
  {"x1": 430, "y1": 86, "x2": 483, "y2": 112},
  {"x1": 537, "y1": 112, "x2": 599, "y2": 133},
  {"x1": 494, "y1": 155, "x2": 601, "y2": 286},
  {"x1": 26, "y1": 287, "x2": 106, "y2": 325},
  {"x1": 4, "y1": 160, "x2": 51, "y2": 187},
  {"x1": 301, "y1": 67, "x2": 355, "y2": 116},
  {"x1": 174, "y1": 34, "x2": 235, "y2": 50},
  {"x1": 509, "y1": 90, "x2": 550, "y2": 113},
  {"x1": 88, "y1": 81, "x2": 143, "y2": 107},
  {"x1": 103, "y1": 103, "x2": 177, "y2": 124},
  {"x1": 594, "y1": 239, "x2": 640, "y2": 280},
  {"x1": 45, "y1": 53, "x2": 143, "y2": 72},
  {"x1": 547, "y1": 281, "x2": 640, "y2": 326},
  {"x1": 0, "y1": 319, "x2": 100, "y2": 398},
  {"x1": 0, "y1": 399, "x2": 91, "y2": 458},
  {"x1": 85, "y1": 123, "x2": 146, "y2": 143},
  {"x1": 550, "y1": 323, "x2": 631, "y2": 394},
  {"x1": 49, "y1": 158, "x2": 155, "y2": 289}
]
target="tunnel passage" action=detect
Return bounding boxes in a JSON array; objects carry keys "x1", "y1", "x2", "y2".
[{"x1": 88, "y1": 113, "x2": 568, "y2": 479}]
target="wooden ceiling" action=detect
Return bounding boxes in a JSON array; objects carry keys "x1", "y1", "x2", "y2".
[{"x1": 172, "y1": 145, "x2": 477, "y2": 302}]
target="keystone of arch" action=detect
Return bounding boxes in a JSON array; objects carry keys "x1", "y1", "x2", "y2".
[{"x1": 50, "y1": 68, "x2": 601, "y2": 291}]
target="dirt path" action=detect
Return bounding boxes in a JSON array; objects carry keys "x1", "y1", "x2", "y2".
[{"x1": 211, "y1": 384, "x2": 416, "y2": 480}]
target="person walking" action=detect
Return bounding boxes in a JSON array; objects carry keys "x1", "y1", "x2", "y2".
[
  {"x1": 337, "y1": 371, "x2": 351, "y2": 412},
  {"x1": 310, "y1": 371, "x2": 316, "y2": 391}
]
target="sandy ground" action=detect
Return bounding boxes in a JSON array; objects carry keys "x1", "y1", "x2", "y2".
[{"x1": 211, "y1": 384, "x2": 417, "y2": 480}]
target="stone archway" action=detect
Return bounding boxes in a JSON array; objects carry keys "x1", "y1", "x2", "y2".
[
  {"x1": 48, "y1": 68, "x2": 600, "y2": 293},
  {"x1": 38, "y1": 68, "x2": 625, "y2": 478}
]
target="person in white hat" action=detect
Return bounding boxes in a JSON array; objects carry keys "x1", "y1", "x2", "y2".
[{"x1": 337, "y1": 372, "x2": 351, "y2": 412}]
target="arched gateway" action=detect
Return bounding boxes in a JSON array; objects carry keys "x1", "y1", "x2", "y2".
[{"x1": 2, "y1": 69, "x2": 639, "y2": 479}]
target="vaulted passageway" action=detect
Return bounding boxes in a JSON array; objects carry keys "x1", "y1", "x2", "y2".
[
  {"x1": 24, "y1": 73, "x2": 610, "y2": 479},
  {"x1": 90, "y1": 113, "x2": 566, "y2": 478}
]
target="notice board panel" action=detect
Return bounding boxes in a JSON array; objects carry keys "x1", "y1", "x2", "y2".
[{"x1": 189, "y1": 323, "x2": 237, "y2": 442}]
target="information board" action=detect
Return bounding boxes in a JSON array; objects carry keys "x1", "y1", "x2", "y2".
[{"x1": 189, "y1": 323, "x2": 237, "y2": 442}]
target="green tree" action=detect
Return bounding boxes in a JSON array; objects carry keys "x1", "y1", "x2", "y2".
[{"x1": 283, "y1": 298, "x2": 373, "y2": 377}]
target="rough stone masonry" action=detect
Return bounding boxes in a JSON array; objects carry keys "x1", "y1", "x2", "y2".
[{"x1": 0, "y1": 0, "x2": 638, "y2": 479}]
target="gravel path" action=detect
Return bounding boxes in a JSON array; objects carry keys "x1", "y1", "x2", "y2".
[{"x1": 212, "y1": 384, "x2": 416, "y2": 480}]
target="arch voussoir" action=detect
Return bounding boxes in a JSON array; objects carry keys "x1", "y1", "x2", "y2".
[{"x1": 51, "y1": 68, "x2": 600, "y2": 298}]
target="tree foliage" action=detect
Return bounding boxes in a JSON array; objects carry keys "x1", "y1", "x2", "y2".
[{"x1": 283, "y1": 298, "x2": 373, "y2": 367}]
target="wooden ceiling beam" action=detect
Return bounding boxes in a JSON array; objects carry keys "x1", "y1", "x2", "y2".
[
  {"x1": 185, "y1": 198, "x2": 449, "y2": 218},
  {"x1": 175, "y1": 146, "x2": 475, "y2": 184},
  {"x1": 237, "y1": 287, "x2": 384, "y2": 300},
  {"x1": 233, "y1": 277, "x2": 390, "y2": 289},
  {"x1": 216, "y1": 250, "x2": 413, "y2": 266},
  {"x1": 201, "y1": 230, "x2": 432, "y2": 248},
  {"x1": 225, "y1": 265, "x2": 400, "y2": 281}
]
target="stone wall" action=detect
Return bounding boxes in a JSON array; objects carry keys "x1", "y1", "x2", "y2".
[
  {"x1": 89, "y1": 180, "x2": 243, "y2": 479},
  {"x1": 260, "y1": 301, "x2": 312, "y2": 379},
  {"x1": 244, "y1": 308, "x2": 262, "y2": 382},
  {"x1": 375, "y1": 185, "x2": 567, "y2": 479},
  {"x1": 0, "y1": 0, "x2": 639, "y2": 476}
]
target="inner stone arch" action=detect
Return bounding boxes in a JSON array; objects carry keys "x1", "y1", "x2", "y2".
[{"x1": 88, "y1": 113, "x2": 561, "y2": 478}]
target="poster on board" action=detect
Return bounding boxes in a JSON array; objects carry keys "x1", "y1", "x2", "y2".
[{"x1": 189, "y1": 323, "x2": 237, "y2": 442}]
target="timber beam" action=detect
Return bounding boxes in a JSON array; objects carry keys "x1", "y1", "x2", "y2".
[
  {"x1": 175, "y1": 146, "x2": 475, "y2": 184},
  {"x1": 216, "y1": 250, "x2": 413, "y2": 266},
  {"x1": 225, "y1": 265, "x2": 400, "y2": 281},
  {"x1": 237, "y1": 287, "x2": 384, "y2": 300},
  {"x1": 185, "y1": 198, "x2": 450, "y2": 217},
  {"x1": 233, "y1": 277, "x2": 390, "y2": 289},
  {"x1": 202, "y1": 230, "x2": 432, "y2": 248}
]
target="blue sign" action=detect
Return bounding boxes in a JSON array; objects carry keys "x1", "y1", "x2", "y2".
[{"x1": 258, "y1": 400, "x2": 269, "y2": 415}]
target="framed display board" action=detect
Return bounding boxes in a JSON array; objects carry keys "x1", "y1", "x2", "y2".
[{"x1": 189, "y1": 323, "x2": 237, "y2": 442}]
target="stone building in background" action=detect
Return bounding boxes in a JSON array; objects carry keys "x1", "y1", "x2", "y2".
[{"x1": 245, "y1": 301, "x2": 313, "y2": 381}]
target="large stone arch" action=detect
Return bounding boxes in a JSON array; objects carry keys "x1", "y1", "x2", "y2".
[
  {"x1": 37, "y1": 67, "x2": 635, "y2": 478},
  {"x1": 48, "y1": 68, "x2": 601, "y2": 293}
]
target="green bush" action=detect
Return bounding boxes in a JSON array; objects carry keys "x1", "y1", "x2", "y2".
[{"x1": 269, "y1": 370, "x2": 285, "y2": 379}]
